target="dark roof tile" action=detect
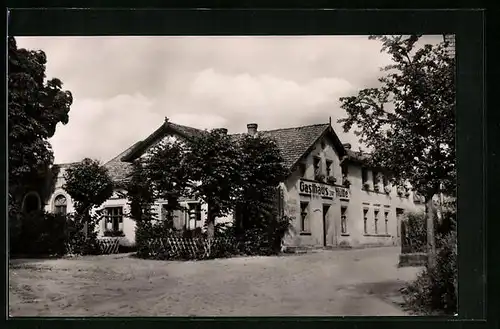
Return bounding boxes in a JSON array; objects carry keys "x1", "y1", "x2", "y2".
[
  {"x1": 241, "y1": 124, "x2": 331, "y2": 169},
  {"x1": 104, "y1": 121, "x2": 350, "y2": 184}
]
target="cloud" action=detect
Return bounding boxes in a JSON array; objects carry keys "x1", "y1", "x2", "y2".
[
  {"x1": 49, "y1": 93, "x2": 161, "y2": 163},
  {"x1": 168, "y1": 113, "x2": 228, "y2": 130},
  {"x1": 189, "y1": 68, "x2": 355, "y2": 131},
  {"x1": 14, "y1": 35, "x2": 445, "y2": 163}
]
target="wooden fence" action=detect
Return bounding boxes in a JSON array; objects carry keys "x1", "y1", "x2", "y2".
[
  {"x1": 97, "y1": 237, "x2": 121, "y2": 254},
  {"x1": 144, "y1": 236, "x2": 239, "y2": 260}
]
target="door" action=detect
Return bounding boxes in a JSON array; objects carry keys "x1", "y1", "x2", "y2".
[
  {"x1": 396, "y1": 208, "x2": 404, "y2": 246},
  {"x1": 323, "y1": 204, "x2": 331, "y2": 247}
]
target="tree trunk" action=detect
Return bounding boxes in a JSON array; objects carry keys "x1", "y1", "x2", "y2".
[
  {"x1": 425, "y1": 196, "x2": 437, "y2": 268},
  {"x1": 206, "y1": 203, "x2": 215, "y2": 239}
]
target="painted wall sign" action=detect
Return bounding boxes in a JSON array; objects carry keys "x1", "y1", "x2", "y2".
[
  {"x1": 298, "y1": 179, "x2": 350, "y2": 199},
  {"x1": 335, "y1": 186, "x2": 350, "y2": 199}
]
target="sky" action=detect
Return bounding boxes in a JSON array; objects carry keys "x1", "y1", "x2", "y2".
[{"x1": 16, "y1": 35, "x2": 442, "y2": 164}]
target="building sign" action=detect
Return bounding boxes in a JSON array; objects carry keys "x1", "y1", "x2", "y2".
[
  {"x1": 335, "y1": 186, "x2": 350, "y2": 199},
  {"x1": 298, "y1": 179, "x2": 350, "y2": 199}
]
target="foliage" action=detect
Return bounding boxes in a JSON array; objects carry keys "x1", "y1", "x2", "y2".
[
  {"x1": 401, "y1": 208, "x2": 456, "y2": 254},
  {"x1": 63, "y1": 158, "x2": 113, "y2": 254},
  {"x1": 342, "y1": 176, "x2": 351, "y2": 188},
  {"x1": 9, "y1": 210, "x2": 68, "y2": 256},
  {"x1": 130, "y1": 129, "x2": 291, "y2": 259},
  {"x1": 63, "y1": 158, "x2": 114, "y2": 213},
  {"x1": 231, "y1": 134, "x2": 290, "y2": 255},
  {"x1": 401, "y1": 207, "x2": 457, "y2": 314},
  {"x1": 338, "y1": 35, "x2": 455, "y2": 200},
  {"x1": 8, "y1": 36, "x2": 72, "y2": 200},
  {"x1": 126, "y1": 160, "x2": 156, "y2": 224},
  {"x1": 141, "y1": 139, "x2": 190, "y2": 218},
  {"x1": 234, "y1": 134, "x2": 288, "y2": 232},
  {"x1": 326, "y1": 176, "x2": 337, "y2": 185},
  {"x1": 401, "y1": 212, "x2": 428, "y2": 253},
  {"x1": 184, "y1": 129, "x2": 242, "y2": 237},
  {"x1": 402, "y1": 230, "x2": 457, "y2": 315}
]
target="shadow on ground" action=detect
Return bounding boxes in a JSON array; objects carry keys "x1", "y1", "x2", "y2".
[{"x1": 350, "y1": 280, "x2": 409, "y2": 309}]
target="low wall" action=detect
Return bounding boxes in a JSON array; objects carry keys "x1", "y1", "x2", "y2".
[{"x1": 398, "y1": 252, "x2": 428, "y2": 267}]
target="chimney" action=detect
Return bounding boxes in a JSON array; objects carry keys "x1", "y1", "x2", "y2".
[
  {"x1": 247, "y1": 123, "x2": 258, "y2": 136},
  {"x1": 343, "y1": 143, "x2": 352, "y2": 150}
]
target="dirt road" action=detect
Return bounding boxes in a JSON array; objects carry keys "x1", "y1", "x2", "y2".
[{"x1": 9, "y1": 246, "x2": 421, "y2": 316}]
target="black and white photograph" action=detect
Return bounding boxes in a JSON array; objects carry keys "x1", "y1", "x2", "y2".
[{"x1": 8, "y1": 31, "x2": 457, "y2": 317}]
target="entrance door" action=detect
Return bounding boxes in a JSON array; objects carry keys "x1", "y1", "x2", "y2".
[
  {"x1": 396, "y1": 208, "x2": 404, "y2": 245},
  {"x1": 323, "y1": 204, "x2": 331, "y2": 247}
]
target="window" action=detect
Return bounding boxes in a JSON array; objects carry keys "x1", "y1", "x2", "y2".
[
  {"x1": 188, "y1": 202, "x2": 202, "y2": 221},
  {"x1": 104, "y1": 207, "x2": 123, "y2": 234},
  {"x1": 374, "y1": 210, "x2": 379, "y2": 234},
  {"x1": 373, "y1": 170, "x2": 380, "y2": 191},
  {"x1": 341, "y1": 207, "x2": 348, "y2": 234},
  {"x1": 300, "y1": 202, "x2": 310, "y2": 233},
  {"x1": 396, "y1": 208, "x2": 404, "y2": 238},
  {"x1": 384, "y1": 212, "x2": 389, "y2": 234},
  {"x1": 54, "y1": 195, "x2": 67, "y2": 215},
  {"x1": 22, "y1": 192, "x2": 41, "y2": 213},
  {"x1": 341, "y1": 163, "x2": 349, "y2": 177},
  {"x1": 362, "y1": 168, "x2": 368, "y2": 185},
  {"x1": 363, "y1": 208, "x2": 368, "y2": 234},
  {"x1": 382, "y1": 173, "x2": 389, "y2": 187},
  {"x1": 326, "y1": 160, "x2": 333, "y2": 177},
  {"x1": 299, "y1": 162, "x2": 306, "y2": 178},
  {"x1": 313, "y1": 157, "x2": 321, "y2": 178}
]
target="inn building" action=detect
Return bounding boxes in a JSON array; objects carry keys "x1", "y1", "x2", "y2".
[{"x1": 45, "y1": 118, "x2": 424, "y2": 249}]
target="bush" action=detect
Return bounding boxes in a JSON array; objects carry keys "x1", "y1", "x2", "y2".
[
  {"x1": 64, "y1": 212, "x2": 101, "y2": 255},
  {"x1": 401, "y1": 212, "x2": 427, "y2": 253},
  {"x1": 9, "y1": 210, "x2": 68, "y2": 256},
  {"x1": 237, "y1": 215, "x2": 293, "y2": 256},
  {"x1": 402, "y1": 208, "x2": 456, "y2": 254},
  {"x1": 402, "y1": 230, "x2": 457, "y2": 315}
]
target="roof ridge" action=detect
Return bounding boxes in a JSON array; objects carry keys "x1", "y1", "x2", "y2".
[
  {"x1": 168, "y1": 121, "x2": 207, "y2": 132},
  {"x1": 257, "y1": 123, "x2": 330, "y2": 133},
  {"x1": 53, "y1": 161, "x2": 80, "y2": 167},
  {"x1": 228, "y1": 123, "x2": 330, "y2": 136}
]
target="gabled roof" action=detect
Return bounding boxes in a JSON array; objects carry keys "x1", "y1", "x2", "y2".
[
  {"x1": 121, "y1": 120, "x2": 206, "y2": 162},
  {"x1": 232, "y1": 123, "x2": 347, "y2": 170},
  {"x1": 103, "y1": 119, "x2": 206, "y2": 185},
  {"x1": 103, "y1": 120, "x2": 354, "y2": 184},
  {"x1": 52, "y1": 162, "x2": 80, "y2": 169},
  {"x1": 104, "y1": 141, "x2": 142, "y2": 184}
]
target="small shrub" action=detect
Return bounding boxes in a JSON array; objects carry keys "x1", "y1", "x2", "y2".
[
  {"x1": 9, "y1": 210, "x2": 68, "y2": 256},
  {"x1": 238, "y1": 215, "x2": 293, "y2": 256},
  {"x1": 65, "y1": 212, "x2": 101, "y2": 255},
  {"x1": 402, "y1": 212, "x2": 427, "y2": 253},
  {"x1": 315, "y1": 174, "x2": 326, "y2": 182},
  {"x1": 326, "y1": 176, "x2": 337, "y2": 185},
  {"x1": 402, "y1": 230, "x2": 457, "y2": 315}
]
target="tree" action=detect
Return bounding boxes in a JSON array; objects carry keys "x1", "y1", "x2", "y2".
[
  {"x1": 126, "y1": 160, "x2": 156, "y2": 224},
  {"x1": 8, "y1": 36, "x2": 73, "y2": 203},
  {"x1": 63, "y1": 158, "x2": 114, "y2": 233},
  {"x1": 184, "y1": 129, "x2": 242, "y2": 238},
  {"x1": 141, "y1": 140, "x2": 190, "y2": 228},
  {"x1": 235, "y1": 134, "x2": 288, "y2": 232},
  {"x1": 338, "y1": 35, "x2": 455, "y2": 266}
]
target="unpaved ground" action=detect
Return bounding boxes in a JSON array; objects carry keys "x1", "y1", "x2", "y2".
[{"x1": 9, "y1": 246, "x2": 422, "y2": 317}]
